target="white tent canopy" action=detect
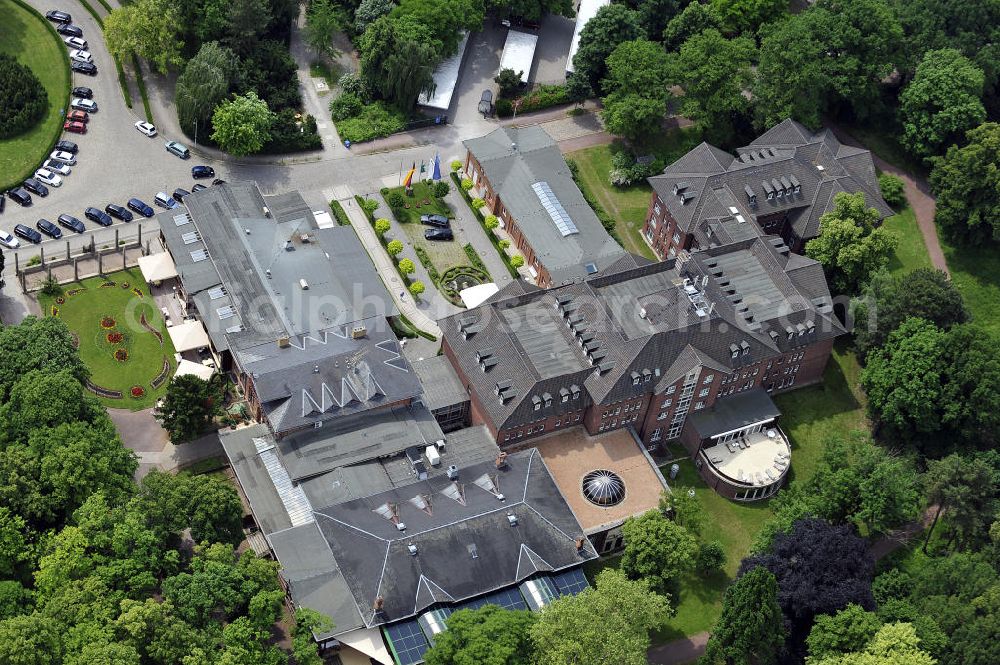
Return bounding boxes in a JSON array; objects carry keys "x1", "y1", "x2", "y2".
[
  {"x1": 336, "y1": 628, "x2": 393, "y2": 665},
  {"x1": 459, "y1": 282, "x2": 500, "y2": 309},
  {"x1": 175, "y1": 359, "x2": 215, "y2": 381},
  {"x1": 137, "y1": 252, "x2": 178, "y2": 282},
  {"x1": 167, "y1": 319, "x2": 211, "y2": 352}
]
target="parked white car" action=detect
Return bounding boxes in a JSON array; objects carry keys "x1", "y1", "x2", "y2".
[
  {"x1": 34, "y1": 168, "x2": 63, "y2": 187},
  {"x1": 0, "y1": 231, "x2": 20, "y2": 250},
  {"x1": 134, "y1": 120, "x2": 157, "y2": 137},
  {"x1": 69, "y1": 49, "x2": 92, "y2": 63},
  {"x1": 43, "y1": 160, "x2": 71, "y2": 176},
  {"x1": 71, "y1": 98, "x2": 97, "y2": 113},
  {"x1": 49, "y1": 150, "x2": 77, "y2": 165},
  {"x1": 64, "y1": 36, "x2": 87, "y2": 49}
]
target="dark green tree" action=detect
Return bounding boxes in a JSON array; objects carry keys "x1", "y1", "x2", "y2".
[
  {"x1": 929, "y1": 122, "x2": 1000, "y2": 243},
  {"x1": 305, "y1": 0, "x2": 344, "y2": 60},
  {"x1": 183, "y1": 474, "x2": 244, "y2": 546},
  {"x1": 390, "y1": 0, "x2": 484, "y2": 57},
  {"x1": 155, "y1": 375, "x2": 224, "y2": 443},
  {"x1": 923, "y1": 454, "x2": 997, "y2": 552},
  {"x1": 600, "y1": 39, "x2": 672, "y2": 141},
  {"x1": 662, "y1": 2, "x2": 722, "y2": 51},
  {"x1": 620, "y1": 509, "x2": 698, "y2": 596},
  {"x1": 359, "y1": 16, "x2": 438, "y2": 109},
  {"x1": 669, "y1": 29, "x2": 755, "y2": 146},
  {"x1": 175, "y1": 41, "x2": 239, "y2": 142},
  {"x1": 572, "y1": 4, "x2": 645, "y2": 92},
  {"x1": 0, "y1": 317, "x2": 87, "y2": 401},
  {"x1": 710, "y1": 0, "x2": 786, "y2": 35},
  {"x1": 621, "y1": 0, "x2": 682, "y2": 42},
  {"x1": 900, "y1": 49, "x2": 986, "y2": 160},
  {"x1": 494, "y1": 68, "x2": 524, "y2": 98},
  {"x1": 424, "y1": 605, "x2": 536, "y2": 665},
  {"x1": 700, "y1": 567, "x2": 785, "y2": 665},
  {"x1": 806, "y1": 603, "x2": 882, "y2": 659},
  {"x1": 488, "y1": 0, "x2": 574, "y2": 22},
  {"x1": 292, "y1": 607, "x2": 334, "y2": 665}
]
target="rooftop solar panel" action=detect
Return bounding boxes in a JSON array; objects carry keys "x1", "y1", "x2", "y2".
[
  {"x1": 384, "y1": 620, "x2": 430, "y2": 665},
  {"x1": 551, "y1": 567, "x2": 590, "y2": 596}
]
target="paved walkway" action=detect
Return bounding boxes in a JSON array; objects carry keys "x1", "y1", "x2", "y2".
[
  {"x1": 288, "y1": 6, "x2": 348, "y2": 155},
  {"x1": 107, "y1": 407, "x2": 223, "y2": 479},
  {"x1": 338, "y1": 195, "x2": 443, "y2": 338},
  {"x1": 443, "y1": 188, "x2": 513, "y2": 288},
  {"x1": 827, "y1": 123, "x2": 948, "y2": 276}
]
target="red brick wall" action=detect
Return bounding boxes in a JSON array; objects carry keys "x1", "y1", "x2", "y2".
[{"x1": 642, "y1": 192, "x2": 691, "y2": 259}]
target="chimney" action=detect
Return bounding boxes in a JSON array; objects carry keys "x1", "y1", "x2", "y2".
[
  {"x1": 495, "y1": 451, "x2": 508, "y2": 469},
  {"x1": 277, "y1": 336, "x2": 290, "y2": 348},
  {"x1": 575, "y1": 538, "x2": 584, "y2": 552},
  {"x1": 373, "y1": 596, "x2": 384, "y2": 612},
  {"x1": 506, "y1": 513, "x2": 518, "y2": 527}
]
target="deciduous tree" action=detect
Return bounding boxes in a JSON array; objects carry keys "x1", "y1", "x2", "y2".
[
  {"x1": 662, "y1": 2, "x2": 722, "y2": 52},
  {"x1": 358, "y1": 16, "x2": 438, "y2": 109},
  {"x1": 175, "y1": 42, "x2": 239, "y2": 141},
  {"x1": 710, "y1": 0, "x2": 786, "y2": 35},
  {"x1": 807, "y1": 604, "x2": 882, "y2": 660},
  {"x1": 600, "y1": 40, "x2": 672, "y2": 141},
  {"x1": 923, "y1": 454, "x2": 997, "y2": 552},
  {"x1": 572, "y1": 4, "x2": 644, "y2": 92},
  {"x1": 211, "y1": 92, "x2": 274, "y2": 156},
  {"x1": 355, "y1": 0, "x2": 396, "y2": 33},
  {"x1": 424, "y1": 605, "x2": 536, "y2": 665},
  {"x1": 929, "y1": 122, "x2": 1000, "y2": 243},
  {"x1": 621, "y1": 509, "x2": 697, "y2": 596},
  {"x1": 669, "y1": 29, "x2": 755, "y2": 145},
  {"x1": 530, "y1": 569, "x2": 670, "y2": 665},
  {"x1": 900, "y1": 49, "x2": 986, "y2": 160},
  {"x1": 104, "y1": 0, "x2": 184, "y2": 74},
  {"x1": 305, "y1": 0, "x2": 343, "y2": 60},
  {"x1": 701, "y1": 567, "x2": 785, "y2": 665},
  {"x1": 811, "y1": 622, "x2": 935, "y2": 665},
  {"x1": 155, "y1": 375, "x2": 224, "y2": 443}
]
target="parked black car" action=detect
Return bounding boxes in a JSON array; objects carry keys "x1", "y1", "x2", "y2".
[
  {"x1": 420, "y1": 213, "x2": 450, "y2": 228},
  {"x1": 71, "y1": 86, "x2": 92, "y2": 100},
  {"x1": 84, "y1": 206, "x2": 113, "y2": 226},
  {"x1": 7, "y1": 188, "x2": 32, "y2": 206},
  {"x1": 126, "y1": 197, "x2": 155, "y2": 218},
  {"x1": 105, "y1": 203, "x2": 133, "y2": 222},
  {"x1": 191, "y1": 183, "x2": 207, "y2": 192},
  {"x1": 54, "y1": 139, "x2": 79, "y2": 154},
  {"x1": 478, "y1": 89, "x2": 494, "y2": 117},
  {"x1": 36, "y1": 219, "x2": 62, "y2": 239},
  {"x1": 172, "y1": 188, "x2": 190, "y2": 203},
  {"x1": 211, "y1": 179, "x2": 226, "y2": 186},
  {"x1": 22, "y1": 179, "x2": 49, "y2": 197},
  {"x1": 191, "y1": 165, "x2": 215, "y2": 179},
  {"x1": 424, "y1": 228, "x2": 454, "y2": 241},
  {"x1": 70, "y1": 61, "x2": 97, "y2": 75},
  {"x1": 46, "y1": 10, "x2": 71, "y2": 22},
  {"x1": 13, "y1": 224, "x2": 42, "y2": 244},
  {"x1": 0, "y1": 196, "x2": 5, "y2": 214},
  {"x1": 57, "y1": 214, "x2": 85, "y2": 233},
  {"x1": 56, "y1": 23, "x2": 83, "y2": 37}
]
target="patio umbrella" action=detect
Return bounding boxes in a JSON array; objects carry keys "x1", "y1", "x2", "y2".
[{"x1": 432, "y1": 152, "x2": 441, "y2": 181}]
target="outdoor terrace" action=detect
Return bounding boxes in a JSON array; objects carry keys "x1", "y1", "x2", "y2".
[{"x1": 699, "y1": 428, "x2": 790, "y2": 500}]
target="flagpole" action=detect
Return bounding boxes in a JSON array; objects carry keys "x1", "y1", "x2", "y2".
[{"x1": 399, "y1": 160, "x2": 403, "y2": 186}]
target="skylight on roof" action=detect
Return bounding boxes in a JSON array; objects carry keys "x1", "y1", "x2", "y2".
[
  {"x1": 173, "y1": 212, "x2": 191, "y2": 226},
  {"x1": 531, "y1": 181, "x2": 578, "y2": 237},
  {"x1": 181, "y1": 231, "x2": 200, "y2": 245},
  {"x1": 208, "y1": 286, "x2": 227, "y2": 300},
  {"x1": 217, "y1": 305, "x2": 236, "y2": 320},
  {"x1": 190, "y1": 249, "x2": 209, "y2": 262}
]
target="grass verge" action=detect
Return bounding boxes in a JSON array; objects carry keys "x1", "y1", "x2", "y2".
[
  {"x1": 133, "y1": 55, "x2": 152, "y2": 122},
  {"x1": 939, "y1": 232, "x2": 1000, "y2": 336},
  {"x1": 382, "y1": 181, "x2": 451, "y2": 225},
  {"x1": 37, "y1": 269, "x2": 178, "y2": 410},
  {"x1": 0, "y1": 0, "x2": 71, "y2": 192},
  {"x1": 883, "y1": 205, "x2": 932, "y2": 275}
]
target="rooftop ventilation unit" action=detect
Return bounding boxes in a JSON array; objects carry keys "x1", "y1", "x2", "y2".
[
  {"x1": 396, "y1": 522, "x2": 407, "y2": 531},
  {"x1": 351, "y1": 324, "x2": 367, "y2": 339},
  {"x1": 299, "y1": 278, "x2": 309, "y2": 290},
  {"x1": 672, "y1": 182, "x2": 689, "y2": 195},
  {"x1": 480, "y1": 356, "x2": 498, "y2": 371},
  {"x1": 262, "y1": 206, "x2": 270, "y2": 218},
  {"x1": 507, "y1": 513, "x2": 518, "y2": 527},
  {"x1": 407, "y1": 544, "x2": 417, "y2": 556}
]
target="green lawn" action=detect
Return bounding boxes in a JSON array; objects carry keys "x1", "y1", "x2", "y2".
[
  {"x1": 939, "y1": 233, "x2": 1000, "y2": 336},
  {"x1": 568, "y1": 127, "x2": 701, "y2": 261},
  {"x1": 843, "y1": 121, "x2": 928, "y2": 179},
  {"x1": 385, "y1": 183, "x2": 468, "y2": 278},
  {"x1": 385, "y1": 181, "x2": 451, "y2": 225},
  {"x1": 883, "y1": 206, "x2": 933, "y2": 276},
  {"x1": 0, "y1": 0, "x2": 71, "y2": 192},
  {"x1": 38, "y1": 269, "x2": 177, "y2": 409}
]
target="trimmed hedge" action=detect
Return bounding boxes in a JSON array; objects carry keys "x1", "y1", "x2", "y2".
[
  {"x1": 496, "y1": 84, "x2": 570, "y2": 118},
  {"x1": 335, "y1": 101, "x2": 406, "y2": 143},
  {"x1": 451, "y1": 172, "x2": 518, "y2": 279},
  {"x1": 330, "y1": 200, "x2": 350, "y2": 226},
  {"x1": 463, "y1": 243, "x2": 490, "y2": 278}
]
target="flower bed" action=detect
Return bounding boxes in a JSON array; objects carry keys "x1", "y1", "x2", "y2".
[
  {"x1": 130, "y1": 385, "x2": 145, "y2": 398},
  {"x1": 114, "y1": 349, "x2": 128, "y2": 362},
  {"x1": 121, "y1": 282, "x2": 130, "y2": 289},
  {"x1": 132, "y1": 288, "x2": 143, "y2": 298},
  {"x1": 100, "y1": 281, "x2": 117, "y2": 289},
  {"x1": 100, "y1": 316, "x2": 116, "y2": 329},
  {"x1": 51, "y1": 306, "x2": 59, "y2": 316},
  {"x1": 55, "y1": 296, "x2": 65, "y2": 304},
  {"x1": 440, "y1": 266, "x2": 489, "y2": 303},
  {"x1": 67, "y1": 288, "x2": 85, "y2": 297},
  {"x1": 107, "y1": 331, "x2": 124, "y2": 344}
]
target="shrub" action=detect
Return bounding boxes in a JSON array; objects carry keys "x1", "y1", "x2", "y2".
[
  {"x1": 334, "y1": 101, "x2": 406, "y2": 143},
  {"x1": 330, "y1": 201, "x2": 350, "y2": 226},
  {"x1": 878, "y1": 173, "x2": 906, "y2": 208},
  {"x1": 361, "y1": 198, "x2": 380, "y2": 216},
  {"x1": 0, "y1": 54, "x2": 48, "y2": 139},
  {"x1": 40, "y1": 276, "x2": 62, "y2": 297},
  {"x1": 495, "y1": 98, "x2": 513, "y2": 117},
  {"x1": 398, "y1": 258, "x2": 415, "y2": 274},
  {"x1": 498, "y1": 239, "x2": 511, "y2": 250},
  {"x1": 329, "y1": 92, "x2": 363, "y2": 121},
  {"x1": 495, "y1": 68, "x2": 524, "y2": 98},
  {"x1": 386, "y1": 191, "x2": 406, "y2": 209},
  {"x1": 484, "y1": 215, "x2": 498, "y2": 230},
  {"x1": 386, "y1": 239, "x2": 403, "y2": 255},
  {"x1": 26, "y1": 256, "x2": 41, "y2": 267},
  {"x1": 609, "y1": 151, "x2": 666, "y2": 187},
  {"x1": 450, "y1": 159, "x2": 463, "y2": 172},
  {"x1": 414, "y1": 246, "x2": 439, "y2": 282},
  {"x1": 374, "y1": 218, "x2": 391, "y2": 235},
  {"x1": 695, "y1": 541, "x2": 726, "y2": 575},
  {"x1": 433, "y1": 181, "x2": 450, "y2": 197},
  {"x1": 471, "y1": 198, "x2": 486, "y2": 210},
  {"x1": 495, "y1": 84, "x2": 569, "y2": 118},
  {"x1": 463, "y1": 244, "x2": 488, "y2": 273},
  {"x1": 262, "y1": 109, "x2": 322, "y2": 153},
  {"x1": 510, "y1": 255, "x2": 525, "y2": 268},
  {"x1": 409, "y1": 281, "x2": 425, "y2": 297},
  {"x1": 461, "y1": 178, "x2": 474, "y2": 191},
  {"x1": 337, "y1": 72, "x2": 368, "y2": 99}
]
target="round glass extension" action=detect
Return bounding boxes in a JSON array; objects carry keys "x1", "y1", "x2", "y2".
[{"x1": 582, "y1": 469, "x2": 626, "y2": 507}]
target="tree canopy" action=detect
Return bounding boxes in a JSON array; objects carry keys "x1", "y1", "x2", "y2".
[
  {"x1": 710, "y1": 0, "x2": 786, "y2": 35},
  {"x1": 104, "y1": 0, "x2": 184, "y2": 74},
  {"x1": 701, "y1": 566, "x2": 785, "y2": 665},
  {"x1": 662, "y1": 2, "x2": 722, "y2": 52},
  {"x1": 211, "y1": 92, "x2": 274, "y2": 156},
  {"x1": 175, "y1": 42, "x2": 239, "y2": 140},
  {"x1": 155, "y1": 375, "x2": 225, "y2": 443},
  {"x1": 621, "y1": 509, "x2": 697, "y2": 596},
  {"x1": 423, "y1": 605, "x2": 536, "y2": 665},
  {"x1": 811, "y1": 622, "x2": 935, "y2": 665},
  {"x1": 530, "y1": 568, "x2": 671, "y2": 665},
  {"x1": 899, "y1": 49, "x2": 986, "y2": 160},
  {"x1": 807, "y1": 604, "x2": 883, "y2": 660},
  {"x1": 572, "y1": 4, "x2": 645, "y2": 92},
  {"x1": 600, "y1": 40, "x2": 672, "y2": 141},
  {"x1": 929, "y1": 122, "x2": 1000, "y2": 244}
]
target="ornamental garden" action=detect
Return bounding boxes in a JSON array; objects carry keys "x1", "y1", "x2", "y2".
[{"x1": 38, "y1": 268, "x2": 177, "y2": 409}]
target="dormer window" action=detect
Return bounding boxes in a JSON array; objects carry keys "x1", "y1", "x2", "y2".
[
  {"x1": 730, "y1": 343, "x2": 740, "y2": 359},
  {"x1": 532, "y1": 396, "x2": 542, "y2": 411},
  {"x1": 786, "y1": 326, "x2": 795, "y2": 340},
  {"x1": 741, "y1": 341, "x2": 750, "y2": 356},
  {"x1": 631, "y1": 371, "x2": 641, "y2": 386},
  {"x1": 543, "y1": 392, "x2": 552, "y2": 408}
]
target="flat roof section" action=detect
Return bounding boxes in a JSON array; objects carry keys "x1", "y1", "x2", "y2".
[
  {"x1": 499, "y1": 30, "x2": 538, "y2": 83},
  {"x1": 535, "y1": 427, "x2": 667, "y2": 535},
  {"x1": 566, "y1": 0, "x2": 610, "y2": 74},
  {"x1": 419, "y1": 31, "x2": 470, "y2": 111}
]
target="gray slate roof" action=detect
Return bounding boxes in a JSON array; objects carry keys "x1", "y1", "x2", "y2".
[
  {"x1": 649, "y1": 119, "x2": 893, "y2": 245},
  {"x1": 411, "y1": 355, "x2": 468, "y2": 411},
  {"x1": 464, "y1": 126, "x2": 626, "y2": 285},
  {"x1": 441, "y1": 236, "x2": 844, "y2": 430},
  {"x1": 307, "y1": 448, "x2": 598, "y2": 627}
]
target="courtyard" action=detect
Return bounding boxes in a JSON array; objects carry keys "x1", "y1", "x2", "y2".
[{"x1": 38, "y1": 268, "x2": 177, "y2": 409}]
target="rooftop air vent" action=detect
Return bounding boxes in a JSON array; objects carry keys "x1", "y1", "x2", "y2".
[
  {"x1": 407, "y1": 543, "x2": 418, "y2": 556},
  {"x1": 299, "y1": 278, "x2": 309, "y2": 290},
  {"x1": 672, "y1": 181, "x2": 689, "y2": 195},
  {"x1": 396, "y1": 522, "x2": 407, "y2": 531},
  {"x1": 506, "y1": 513, "x2": 518, "y2": 527}
]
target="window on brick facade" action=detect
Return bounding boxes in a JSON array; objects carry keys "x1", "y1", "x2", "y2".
[
  {"x1": 650, "y1": 428, "x2": 661, "y2": 442},
  {"x1": 666, "y1": 385, "x2": 676, "y2": 395},
  {"x1": 699, "y1": 388, "x2": 709, "y2": 397},
  {"x1": 694, "y1": 401, "x2": 705, "y2": 410},
  {"x1": 703, "y1": 374, "x2": 714, "y2": 384}
]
